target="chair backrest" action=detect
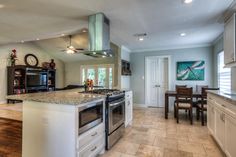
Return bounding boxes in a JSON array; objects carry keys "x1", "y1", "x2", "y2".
[
  {"x1": 176, "y1": 87, "x2": 193, "y2": 102},
  {"x1": 202, "y1": 87, "x2": 219, "y2": 98},
  {"x1": 196, "y1": 85, "x2": 208, "y2": 93},
  {"x1": 175, "y1": 85, "x2": 187, "y2": 91}
]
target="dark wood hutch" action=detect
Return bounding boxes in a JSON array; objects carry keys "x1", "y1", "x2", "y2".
[{"x1": 7, "y1": 65, "x2": 56, "y2": 103}]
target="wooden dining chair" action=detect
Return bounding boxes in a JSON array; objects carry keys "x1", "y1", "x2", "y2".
[
  {"x1": 174, "y1": 85, "x2": 188, "y2": 116},
  {"x1": 196, "y1": 87, "x2": 219, "y2": 126},
  {"x1": 196, "y1": 85, "x2": 209, "y2": 94},
  {"x1": 174, "y1": 87, "x2": 193, "y2": 124},
  {"x1": 193, "y1": 85, "x2": 209, "y2": 112},
  {"x1": 175, "y1": 85, "x2": 187, "y2": 91}
]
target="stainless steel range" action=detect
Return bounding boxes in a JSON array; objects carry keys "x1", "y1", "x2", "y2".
[{"x1": 81, "y1": 89, "x2": 125, "y2": 149}]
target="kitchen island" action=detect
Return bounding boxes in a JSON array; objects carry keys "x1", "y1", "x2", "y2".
[{"x1": 7, "y1": 90, "x2": 106, "y2": 157}]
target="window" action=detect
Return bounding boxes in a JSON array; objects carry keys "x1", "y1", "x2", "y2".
[
  {"x1": 218, "y1": 51, "x2": 231, "y2": 91},
  {"x1": 81, "y1": 64, "x2": 114, "y2": 88}
]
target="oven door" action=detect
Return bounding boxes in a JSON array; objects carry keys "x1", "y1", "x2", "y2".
[
  {"x1": 78, "y1": 101, "x2": 103, "y2": 135},
  {"x1": 108, "y1": 98, "x2": 125, "y2": 134}
]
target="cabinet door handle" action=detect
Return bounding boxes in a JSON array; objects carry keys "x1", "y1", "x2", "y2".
[
  {"x1": 90, "y1": 146, "x2": 97, "y2": 152},
  {"x1": 91, "y1": 132, "x2": 97, "y2": 136},
  {"x1": 221, "y1": 104, "x2": 226, "y2": 108},
  {"x1": 222, "y1": 114, "x2": 225, "y2": 122},
  {"x1": 220, "y1": 113, "x2": 225, "y2": 122}
]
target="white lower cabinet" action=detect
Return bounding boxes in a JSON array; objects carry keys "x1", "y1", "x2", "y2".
[
  {"x1": 207, "y1": 101, "x2": 215, "y2": 135},
  {"x1": 225, "y1": 115, "x2": 236, "y2": 157},
  {"x1": 214, "y1": 107, "x2": 225, "y2": 150},
  {"x1": 79, "y1": 135, "x2": 105, "y2": 157},
  {"x1": 125, "y1": 91, "x2": 133, "y2": 127},
  {"x1": 207, "y1": 93, "x2": 236, "y2": 157},
  {"x1": 77, "y1": 123, "x2": 105, "y2": 157}
]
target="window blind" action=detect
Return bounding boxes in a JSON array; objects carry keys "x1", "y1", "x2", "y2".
[{"x1": 218, "y1": 52, "x2": 231, "y2": 91}]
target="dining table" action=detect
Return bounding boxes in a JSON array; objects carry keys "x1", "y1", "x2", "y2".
[{"x1": 165, "y1": 90, "x2": 202, "y2": 119}]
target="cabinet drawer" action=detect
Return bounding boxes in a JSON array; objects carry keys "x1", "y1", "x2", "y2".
[
  {"x1": 79, "y1": 135, "x2": 105, "y2": 157},
  {"x1": 214, "y1": 100, "x2": 236, "y2": 119},
  {"x1": 78, "y1": 124, "x2": 104, "y2": 149},
  {"x1": 208, "y1": 94, "x2": 236, "y2": 119}
]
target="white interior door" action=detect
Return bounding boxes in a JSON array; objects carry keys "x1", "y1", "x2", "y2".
[{"x1": 146, "y1": 57, "x2": 168, "y2": 107}]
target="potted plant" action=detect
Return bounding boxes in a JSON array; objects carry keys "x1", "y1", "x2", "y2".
[
  {"x1": 9, "y1": 49, "x2": 18, "y2": 66},
  {"x1": 84, "y1": 79, "x2": 94, "y2": 91}
]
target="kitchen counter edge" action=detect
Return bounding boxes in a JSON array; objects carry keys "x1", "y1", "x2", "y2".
[
  {"x1": 6, "y1": 89, "x2": 106, "y2": 106},
  {"x1": 207, "y1": 90, "x2": 236, "y2": 105}
]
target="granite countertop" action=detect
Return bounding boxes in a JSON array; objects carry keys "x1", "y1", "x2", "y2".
[
  {"x1": 207, "y1": 90, "x2": 236, "y2": 105},
  {"x1": 6, "y1": 89, "x2": 106, "y2": 106}
]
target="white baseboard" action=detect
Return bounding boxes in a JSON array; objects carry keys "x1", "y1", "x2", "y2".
[
  {"x1": 0, "y1": 100, "x2": 7, "y2": 104},
  {"x1": 133, "y1": 103, "x2": 147, "y2": 108}
]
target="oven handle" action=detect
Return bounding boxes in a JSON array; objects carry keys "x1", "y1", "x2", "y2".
[
  {"x1": 79, "y1": 101, "x2": 103, "y2": 112},
  {"x1": 109, "y1": 100, "x2": 125, "y2": 107}
]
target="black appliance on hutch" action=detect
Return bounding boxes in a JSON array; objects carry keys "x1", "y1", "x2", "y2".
[{"x1": 81, "y1": 89, "x2": 125, "y2": 149}]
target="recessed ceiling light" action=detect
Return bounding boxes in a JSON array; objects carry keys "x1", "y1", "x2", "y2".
[
  {"x1": 61, "y1": 34, "x2": 65, "y2": 36},
  {"x1": 21, "y1": 40, "x2": 25, "y2": 43},
  {"x1": 180, "y1": 33, "x2": 186, "y2": 37},
  {"x1": 183, "y1": 0, "x2": 193, "y2": 4},
  {"x1": 139, "y1": 37, "x2": 144, "y2": 41},
  {"x1": 0, "y1": 4, "x2": 5, "y2": 8},
  {"x1": 36, "y1": 38, "x2": 40, "y2": 41},
  {"x1": 93, "y1": 52, "x2": 96, "y2": 55}
]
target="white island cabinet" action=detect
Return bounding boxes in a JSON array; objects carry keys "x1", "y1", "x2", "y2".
[
  {"x1": 207, "y1": 92, "x2": 236, "y2": 157},
  {"x1": 6, "y1": 90, "x2": 106, "y2": 157},
  {"x1": 125, "y1": 91, "x2": 133, "y2": 127}
]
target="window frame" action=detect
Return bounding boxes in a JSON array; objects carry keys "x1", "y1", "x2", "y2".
[{"x1": 80, "y1": 64, "x2": 115, "y2": 88}]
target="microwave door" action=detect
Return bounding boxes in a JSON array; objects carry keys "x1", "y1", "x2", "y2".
[{"x1": 78, "y1": 102, "x2": 103, "y2": 135}]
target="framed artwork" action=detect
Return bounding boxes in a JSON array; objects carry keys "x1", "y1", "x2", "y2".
[{"x1": 177, "y1": 61, "x2": 205, "y2": 81}]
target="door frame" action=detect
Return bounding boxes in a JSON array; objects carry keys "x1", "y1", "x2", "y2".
[{"x1": 145, "y1": 55, "x2": 171, "y2": 107}]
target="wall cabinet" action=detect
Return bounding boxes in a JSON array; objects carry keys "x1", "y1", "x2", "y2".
[
  {"x1": 207, "y1": 93, "x2": 236, "y2": 157},
  {"x1": 224, "y1": 13, "x2": 236, "y2": 66},
  {"x1": 125, "y1": 91, "x2": 133, "y2": 127}
]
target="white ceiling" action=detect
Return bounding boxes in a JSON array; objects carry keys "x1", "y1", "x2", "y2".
[{"x1": 0, "y1": 0, "x2": 233, "y2": 54}]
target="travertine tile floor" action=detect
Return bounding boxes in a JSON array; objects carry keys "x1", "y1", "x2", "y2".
[{"x1": 101, "y1": 107, "x2": 225, "y2": 157}]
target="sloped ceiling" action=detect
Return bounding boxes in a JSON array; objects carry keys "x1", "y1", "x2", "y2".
[{"x1": 0, "y1": 0, "x2": 233, "y2": 58}]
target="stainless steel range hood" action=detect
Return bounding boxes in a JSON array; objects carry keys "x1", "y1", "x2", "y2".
[{"x1": 83, "y1": 13, "x2": 112, "y2": 57}]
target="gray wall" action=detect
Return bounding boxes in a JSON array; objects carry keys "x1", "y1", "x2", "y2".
[{"x1": 130, "y1": 46, "x2": 214, "y2": 105}]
